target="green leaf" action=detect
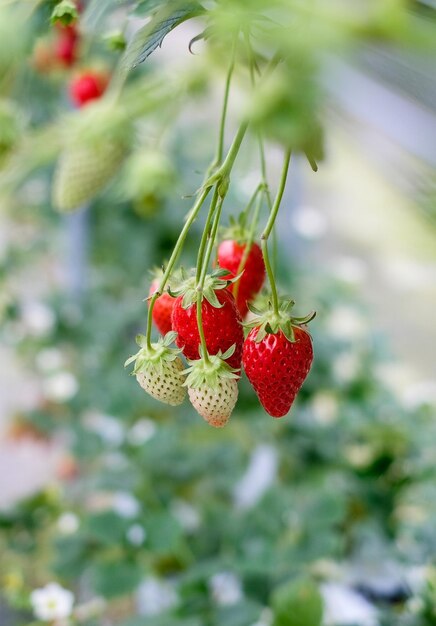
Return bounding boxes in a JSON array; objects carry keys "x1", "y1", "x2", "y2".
[
  {"x1": 51, "y1": 0, "x2": 78, "y2": 25},
  {"x1": 85, "y1": 511, "x2": 130, "y2": 545},
  {"x1": 147, "y1": 512, "x2": 182, "y2": 554},
  {"x1": 271, "y1": 577, "x2": 323, "y2": 626},
  {"x1": 121, "y1": 1, "x2": 203, "y2": 71},
  {"x1": 90, "y1": 559, "x2": 142, "y2": 598}
]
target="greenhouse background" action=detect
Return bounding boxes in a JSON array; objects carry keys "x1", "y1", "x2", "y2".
[{"x1": 0, "y1": 1, "x2": 435, "y2": 626}]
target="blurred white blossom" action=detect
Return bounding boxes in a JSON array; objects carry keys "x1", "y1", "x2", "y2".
[
  {"x1": 43, "y1": 372, "x2": 78, "y2": 402},
  {"x1": 311, "y1": 391, "x2": 339, "y2": 425},
  {"x1": 136, "y1": 577, "x2": 178, "y2": 616},
  {"x1": 22, "y1": 301, "x2": 55, "y2": 337},
  {"x1": 57, "y1": 512, "x2": 79, "y2": 535},
  {"x1": 321, "y1": 583, "x2": 378, "y2": 626},
  {"x1": 331, "y1": 255, "x2": 368, "y2": 285},
  {"x1": 83, "y1": 411, "x2": 125, "y2": 446},
  {"x1": 112, "y1": 491, "x2": 140, "y2": 518},
  {"x1": 171, "y1": 499, "x2": 201, "y2": 532},
  {"x1": 209, "y1": 572, "x2": 243, "y2": 606},
  {"x1": 127, "y1": 524, "x2": 147, "y2": 546},
  {"x1": 30, "y1": 582, "x2": 74, "y2": 621},
  {"x1": 402, "y1": 380, "x2": 436, "y2": 409},
  {"x1": 127, "y1": 418, "x2": 157, "y2": 445},
  {"x1": 333, "y1": 352, "x2": 361, "y2": 384},
  {"x1": 234, "y1": 444, "x2": 278, "y2": 510},
  {"x1": 36, "y1": 348, "x2": 65, "y2": 372},
  {"x1": 326, "y1": 306, "x2": 367, "y2": 341},
  {"x1": 292, "y1": 205, "x2": 328, "y2": 240}
]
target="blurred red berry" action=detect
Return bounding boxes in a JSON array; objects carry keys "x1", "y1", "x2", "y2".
[
  {"x1": 55, "y1": 25, "x2": 79, "y2": 67},
  {"x1": 69, "y1": 71, "x2": 108, "y2": 107}
]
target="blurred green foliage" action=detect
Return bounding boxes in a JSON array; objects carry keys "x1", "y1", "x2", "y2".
[{"x1": 0, "y1": 0, "x2": 435, "y2": 625}]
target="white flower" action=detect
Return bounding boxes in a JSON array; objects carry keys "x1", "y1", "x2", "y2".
[
  {"x1": 321, "y1": 583, "x2": 378, "y2": 626},
  {"x1": 22, "y1": 301, "x2": 55, "y2": 337},
  {"x1": 381, "y1": 257, "x2": 436, "y2": 292},
  {"x1": 127, "y1": 418, "x2": 157, "y2": 446},
  {"x1": 30, "y1": 582, "x2": 74, "y2": 621},
  {"x1": 171, "y1": 500, "x2": 201, "y2": 532},
  {"x1": 402, "y1": 380, "x2": 436, "y2": 409},
  {"x1": 311, "y1": 391, "x2": 339, "y2": 425},
  {"x1": 234, "y1": 445, "x2": 278, "y2": 510},
  {"x1": 331, "y1": 256, "x2": 368, "y2": 285},
  {"x1": 57, "y1": 512, "x2": 79, "y2": 535},
  {"x1": 83, "y1": 411, "x2": 125, "y2": 446},
  {"x1": 326, "y1": 306, "x2": 367, "y2": 341},
  {"x1": 127, "y1": 524, "x2": 147, "y2": 546},
  {"x1": 36, "y1": 348, "x2": 65, "y2": 372},
  {"x1": 333, "y1": 352, "x2": 361, "y2": 384},
  {"x1": 43, "y1": 372, "x2": 78, "y2": 402},
  {"x1": 291, "y1": 205, "x2": 328, "y2": 240},
  {"x1": 209, "y1": 572, "x2": 243, "y2": 606},
  {"x1": 112, "y1": 492, "x2": 140, "y2": 518},
  {"x1": 136, "y1": 577, "x2": 178, "y2": 616}
]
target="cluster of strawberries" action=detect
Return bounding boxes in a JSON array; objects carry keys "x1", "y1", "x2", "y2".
[
  {"x1": 127, "y1": 239, "x2": 314, "y2": 427},
  {"x1": 32, "y1": 4, "x2": 108, "y2": 109}
]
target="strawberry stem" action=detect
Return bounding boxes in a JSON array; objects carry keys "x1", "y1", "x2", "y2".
[
  {"x1": 145, "y1": 185, "x2": 211, "y2": 349},
  {"x1": 261, "y1": 148, "x2": 292, "y2": 316},
  {"x1": 232, "y1": 190, "x2": 264, "y2": 303},
  {"x1": 215, "y1": 40, "x2": 236, "y2": 165}
]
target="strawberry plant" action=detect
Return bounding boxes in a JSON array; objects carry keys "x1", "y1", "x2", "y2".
[{"x1": 1, "y1": 2, "x2": 435, "y2": 625}]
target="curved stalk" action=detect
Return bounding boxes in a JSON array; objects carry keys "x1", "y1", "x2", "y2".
[
  {"x1": 261, "y1": 149, "x2": 292, "y2": 315},
  {"x1": 145, "y1": 185, "x2": 211, "y2": 349}
]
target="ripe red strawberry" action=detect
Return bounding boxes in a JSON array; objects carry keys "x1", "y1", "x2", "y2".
[
  {"x1": 243, "y1": 302, "x2": 315, "y2": 417},
  {"x1": 69, "y1": 71, "x2": 108, "y2": 107},
  {"x1": 171, "y1": 270, "x2": 243, "y2": 370},
  {"x1": 218, "y1": 239, "x2": 265, "y2": 317},
  {"x1": 55, "y1": 25, "x2": 79, "y2": 67},
  {"x1": 148, "y1": 278, "x2": 175, "y2": 336}
]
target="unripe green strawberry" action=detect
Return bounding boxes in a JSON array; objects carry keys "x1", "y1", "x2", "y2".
[
  {"x1": 52, "y1": 101, "x2": 131, "y2": 212},
  {"x1": 125, "y1": 332, "x2": 186, "y2": 406},
  {"x1": 183, "y1": 346, "x2": 239, "y2": 428}
]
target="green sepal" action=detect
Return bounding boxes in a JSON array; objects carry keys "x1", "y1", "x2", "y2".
[
  {"x1": 51, "y1": 0, "x2": 78, "y2": 26},
  {"x1": 219, "y1": 214, "x2": 251, "y2": 244},
  {"x1": 169, "y1": 268, "x2": 233, "y2": 310},
  {"x1": 245, "y1": 298, "x2": 315, "y2": 343},
  {"x1": 182, "y1": 346, "x2": 239, "y2": 390},
  {"x1": 124, "y1": 332, "x2": 181, "y2": 374}
]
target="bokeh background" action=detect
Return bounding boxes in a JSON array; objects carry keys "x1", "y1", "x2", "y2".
[{"x1": 0, "y1": 1, "x2": 435, "y2": 625}]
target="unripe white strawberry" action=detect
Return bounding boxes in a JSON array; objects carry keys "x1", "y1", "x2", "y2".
[
  {"x1": 188, "y1": 377, "x2": 238, "y2": 428},
  {"x1": 125, "y1": 332, "x2": 186, "y2": 406},
  {"x1": 183, "y1": 346, "x2": 239, "y2": 428},
  {"x1": 52, "y1": 101, "x2": 132, "y2": 212}
]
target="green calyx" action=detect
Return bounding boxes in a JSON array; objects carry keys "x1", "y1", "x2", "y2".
[
  {"x1": 245, "y1": 299, "x2": 316, "y2": 342},
  {"x1": 124, "y1": 331, "x2": 181, "y2": 374},
  {"x1": 169, "y1": 267, "x2": 237, "y2": 310},
  {"x1": 183, "y1": 345, "x2": 239, "y2": 390},
  {"x1": 220, "y1": 211, "x2": 260, "y2": 245},
  {"x1": 145, "y1": 266, "x2": 181, "y2": 301}
]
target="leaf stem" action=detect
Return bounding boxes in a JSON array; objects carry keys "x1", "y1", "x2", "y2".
[{"x1": 261, "y1": 149, "x2": 292, "y2": 315}]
